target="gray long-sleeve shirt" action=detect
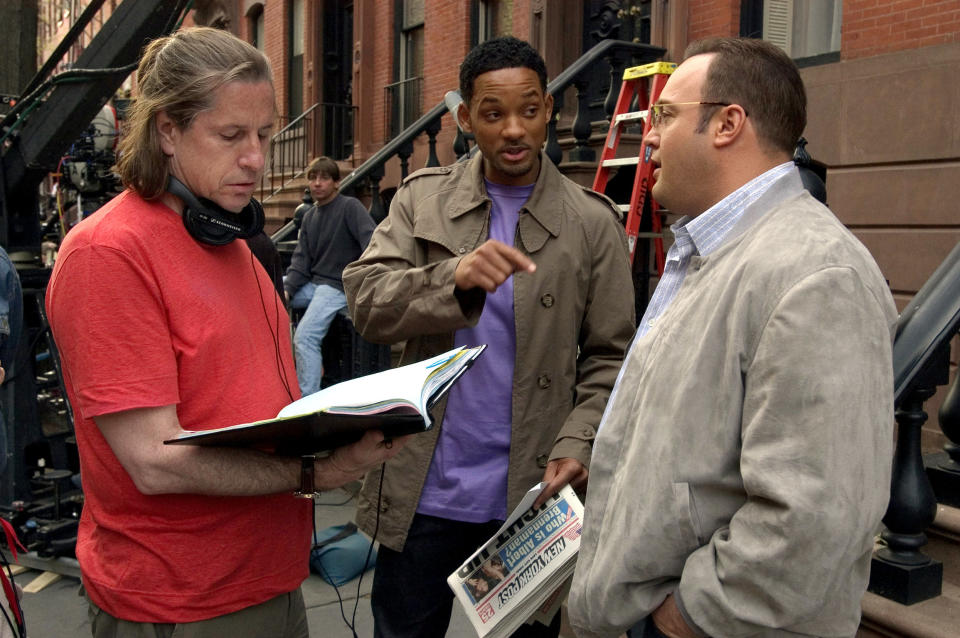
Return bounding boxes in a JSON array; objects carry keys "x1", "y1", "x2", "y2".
[{"x1": 284, "y1": 193, "x2": 375, "y2": 295}]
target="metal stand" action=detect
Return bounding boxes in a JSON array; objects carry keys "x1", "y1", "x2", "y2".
[{"x1": 1, "y1": 549, "x2": 80, "y2": 579}]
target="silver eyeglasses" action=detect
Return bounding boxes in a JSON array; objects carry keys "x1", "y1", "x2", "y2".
[{"x1": 649, "y1": 101, "x2": 733, "y2": 129}]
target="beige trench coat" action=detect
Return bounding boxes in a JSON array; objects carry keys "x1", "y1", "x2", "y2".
[{"x1": 342, "y1": 153, "x2": 635, "y2": 551}]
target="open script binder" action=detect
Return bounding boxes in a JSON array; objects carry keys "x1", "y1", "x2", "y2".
[{"x1": 164, "y1": 345, "x2": 486, "y2": 455}]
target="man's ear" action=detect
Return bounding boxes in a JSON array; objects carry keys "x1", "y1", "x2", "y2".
[
  {"x1": 543, "y1": 93, "x2": 554, "y2": 126},
  {"x1": 457, "y1": 102, "x2": 473, "y2": 135},
  {"x1": 713, "y1": 104, "x2": 748, "y2": 149},
  {"x1": 156, "y1": 111, "x2": 178, "y2": 156}
]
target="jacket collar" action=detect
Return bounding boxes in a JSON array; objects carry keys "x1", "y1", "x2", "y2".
[
  {"x1": 448, "y1": 152, "x2": 563, "y2": 240},
  {"x1": 725, "y1": 166, "x2": 804, "y2": 246}
]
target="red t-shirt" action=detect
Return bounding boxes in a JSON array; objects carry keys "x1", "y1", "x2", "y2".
[{"x1": 46, "y1": 190, "x2": 310, "y2": 622}]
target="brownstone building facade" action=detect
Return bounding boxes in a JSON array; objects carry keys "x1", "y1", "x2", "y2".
[
  {"x1": 29, "y1": 2, "x2": 960, "y2": 306},
  {"x1": 30, "y1": 2, "x2": 959, "y2": 312}
]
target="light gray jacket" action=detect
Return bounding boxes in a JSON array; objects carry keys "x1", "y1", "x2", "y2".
[{"x1": 568, "y1": 172, "x2": 897, "y2": 638}]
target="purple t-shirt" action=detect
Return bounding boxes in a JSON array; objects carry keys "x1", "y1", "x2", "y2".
[{"x1": 416, "y1": 179, "x2": 535, "y2": 522}]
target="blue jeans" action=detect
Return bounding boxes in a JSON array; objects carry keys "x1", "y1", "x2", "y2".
[
  {"x1": 290, "y1": 282, "x2": 346, "y2": 396},
  {"x1": 371, "y1": 513, "x2": 560, "y2": 638}
]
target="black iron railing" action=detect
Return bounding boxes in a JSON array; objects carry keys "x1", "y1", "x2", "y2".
[
  {"x1": 259, "y1": 102, "x2": 357, "y2": 202},
  {"x1": 259, "y1": 105, "x2": 317, "y2": 202},
  {"x1": 868, "y1": 240, "x2": 960, "y2": 605}
]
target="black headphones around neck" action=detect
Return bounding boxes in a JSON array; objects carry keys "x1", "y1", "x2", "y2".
[{"x1": 167, "y1": 176, "x2": 265, "y2": 246}]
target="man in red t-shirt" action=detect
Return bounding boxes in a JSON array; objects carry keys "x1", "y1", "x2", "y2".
[{"x1": 46, "y1": 28, "x2": 405, "y2": 637}]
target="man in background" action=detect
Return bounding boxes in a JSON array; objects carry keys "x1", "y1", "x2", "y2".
[{"x1": 285, "y1": 156, "x2": 375, "y2": 396}]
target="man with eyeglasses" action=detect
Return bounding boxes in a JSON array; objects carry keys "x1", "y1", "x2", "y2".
[{"x1": 568, "y1": 37, "x2": 897, "y2": 638}]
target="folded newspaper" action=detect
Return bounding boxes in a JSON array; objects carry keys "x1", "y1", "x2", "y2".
[{"x1": 448, "y1": 483, "x2": 584, "y2": 638}]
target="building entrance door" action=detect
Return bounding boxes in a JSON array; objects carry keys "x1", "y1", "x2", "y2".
[{"x1": 322, "y1": 0, "x2": 354, "y2": 160}]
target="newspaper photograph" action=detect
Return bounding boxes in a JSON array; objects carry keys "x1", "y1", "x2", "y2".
[{"x1": 447, "y1": 483, "x2": 584, "y2": 638}]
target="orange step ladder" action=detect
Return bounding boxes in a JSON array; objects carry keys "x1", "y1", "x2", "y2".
[{"x1": 592, "y1": 61, "x2": 676, "y2": 274}]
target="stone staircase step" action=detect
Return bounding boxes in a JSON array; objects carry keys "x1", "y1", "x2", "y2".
[
  {"x1": 860, "y1": 504, "x2": 960, "y2": 637},
  {"x1": 260, "y1": 177, "x2": 310, "y2": 230},
  {"x1": 861, "y1": 582, "x2": 960, "y2": 638}
]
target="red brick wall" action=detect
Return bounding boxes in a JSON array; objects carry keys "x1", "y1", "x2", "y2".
[
  {"x1": 513, "y1": 0, "x2": 531, "y2": 42},
  {"x1": 369, "y1": 2, "x2": 394, "y2": 151},
  {"x1": 248, "y1": 1, "x2": 541, "y2": 166},
  {"x1": 422, "y1": 0, "x2": 471, "y2": 113},
  {"x1": 235, "y1": 2, "x2": 251, "y2": 43},
  {"x1": 687, "y1": 0, "x2": 740, "y2": 42},
  {"x1": 262, "y1": 1, "x2": 287, "y2": 118},
  {"x1": 844, "y1": 0, "x2": 960, "y2": 59}
]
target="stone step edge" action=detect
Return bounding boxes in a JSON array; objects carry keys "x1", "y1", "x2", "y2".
[
  {"x1": 858, "y1": 503, "x2": 960, "y2": 638},
  {"x1": 861, "y1": 582, "x2": 960, "y2": 638},
  {"x1": 931, "y1": 503, "x2": 960, "y2": 543}
]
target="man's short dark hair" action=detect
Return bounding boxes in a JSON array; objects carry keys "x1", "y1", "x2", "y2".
[
  {"x1": 684, "y1": 37, "x2": 806, "y2": 156},
  {"x1": 306, "y1": 156, "x2": 340, "y2": 181},
  {"x1": 459, "y1": 37, "x2": 548, "y2": 106}
]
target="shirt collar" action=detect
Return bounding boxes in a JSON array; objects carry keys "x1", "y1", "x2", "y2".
[{"x1": 673, "y1": 161, "x2": 796, "y2": 257}]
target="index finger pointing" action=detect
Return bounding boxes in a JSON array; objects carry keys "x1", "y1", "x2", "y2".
[{"x1": 492, "y1": 242, "x2": 536, "y2": 274}]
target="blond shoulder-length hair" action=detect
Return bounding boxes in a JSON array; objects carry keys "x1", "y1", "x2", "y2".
[{"x1": 116, "y1": 27, "x2": 274, "y2": 199}]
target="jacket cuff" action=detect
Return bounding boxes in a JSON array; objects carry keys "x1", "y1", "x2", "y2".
[
  {"x1": 674, "y1": 591, "x2": 710, "y2": 638},
  {"x1": 549, "y1": 435, "x2": 592, "y2": 469}
]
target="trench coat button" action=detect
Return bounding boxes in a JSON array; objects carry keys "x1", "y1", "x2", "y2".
[
  {"x1": 582, "y1": 427, "x2": 593, "y2": 438},
  {"x1": 540, "y1": 293, "x2": 554, "y2": 308},
  {"x1": 536, "y1": 454, "x2": 549, "y2": 468},
  {"x1": 537, "y1": 374, "x2": 551, "y2": 389},
  {"x1": 457, "y1": 246, "x2": 467, "y2": 254},
  {"x1": 379, "y1": 498, "x2": 389, "y2": 513}
]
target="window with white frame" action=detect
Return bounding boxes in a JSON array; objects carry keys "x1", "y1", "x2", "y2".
[{"x1": 763, "y1": 0, "x2": 841, "y2": 59}]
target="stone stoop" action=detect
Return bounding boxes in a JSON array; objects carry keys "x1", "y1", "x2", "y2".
[
  {"x1": 555, "y1": 121, "x2": 644, "y2": 192},
  {"x1": 860, "y1": 504, "x2": 960, "y2": 637},
  {"x1": 261, "y1": 177, "x2": 309, "y2": 233}
]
